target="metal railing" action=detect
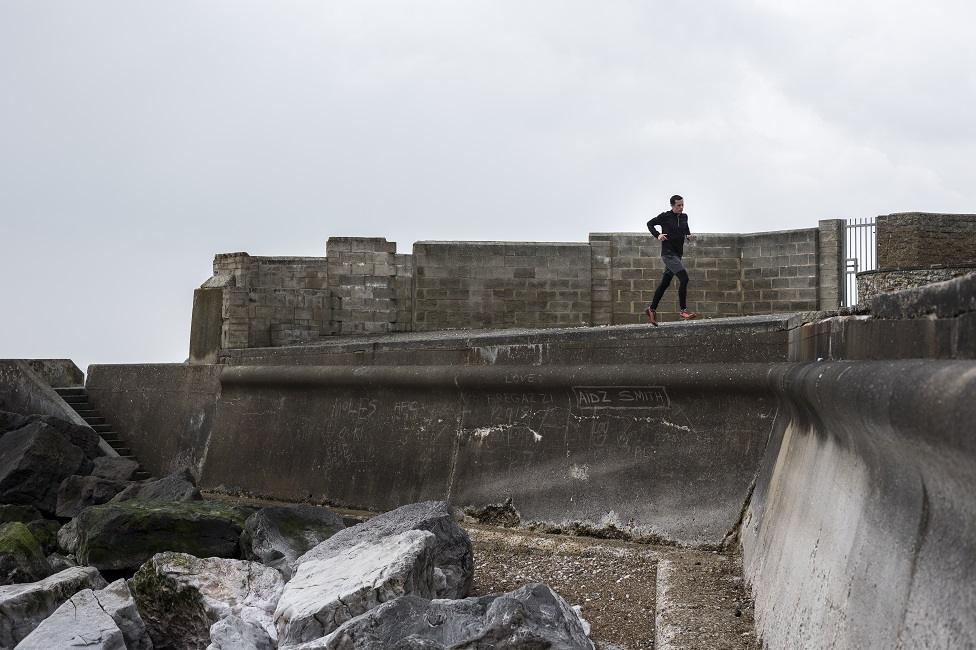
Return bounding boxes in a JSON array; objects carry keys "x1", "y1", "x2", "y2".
[{"x1": 843, "y1": 217, "x2": 877, "y2": 306}]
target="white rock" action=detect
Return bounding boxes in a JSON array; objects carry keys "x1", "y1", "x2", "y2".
[
  {"x1": 14, "y1": 588, "x2": 125, "y2": 650},
  {"x1": 275, "y1": 529, "x2": 439, "y2": 646},
  {"x1": 0, "y1": 566, "x2": 106, "y2": 649},
  {"x1": 206, "y1": 615, "x2": 274, "y2": 650},
  {"x1": 93, "y1": 579, "x2": 153, "y2": 650}
]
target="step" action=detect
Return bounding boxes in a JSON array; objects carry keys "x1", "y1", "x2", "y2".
[
  {"x1": 54, "y1": 387, "x2": 87, "y2": 396},
  {"x1": 112, "y1": 447, "x2": 132, "y2": 456},
  {"x1": 133, "y1": 471, "x2": 152, "y2": 480},
  {"x1": 74, "y1": 409, "x2": 98, "y2": 417},
  {"x1": 62, "y1": 396, "x2": 90, "y2": 405},
  {"x1": 83, "y1": 417, "x2": 106, "y2": 426},
  {"x1": 91, "y1": 424, "x2": 113, "y2": 434},
  {"x1": 100, "y1": 435, "x2": 121, "y2": 444}
]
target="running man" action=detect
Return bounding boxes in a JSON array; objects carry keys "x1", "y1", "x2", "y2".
[{"x1": 645, "y1": 195, "x2": 698, "y2": 326}]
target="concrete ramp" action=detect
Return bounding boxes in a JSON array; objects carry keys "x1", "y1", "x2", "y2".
[{"x1": 741, "y1": 360, "x2": 976, "y2": 648}]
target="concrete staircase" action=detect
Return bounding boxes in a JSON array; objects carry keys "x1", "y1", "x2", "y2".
[{"x1": 53, "y1": 387, "x2": 152, "y2": 481}]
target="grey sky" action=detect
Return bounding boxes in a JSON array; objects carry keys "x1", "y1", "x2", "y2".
[{"x1": 2, "y1": 1, "x2": 974, "y2": 372}]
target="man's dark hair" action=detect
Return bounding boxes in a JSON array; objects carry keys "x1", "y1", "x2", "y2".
[{"x1": 670, "y1": 194, "x2": 683, "y2": 206}]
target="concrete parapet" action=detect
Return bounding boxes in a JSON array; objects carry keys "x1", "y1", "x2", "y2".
[
  {"x1": 789, "y1": 272, "x2": 976, "y2": 360},
  {"x1": 741, "y1": 360, "x2": 976, "y2": 649}
]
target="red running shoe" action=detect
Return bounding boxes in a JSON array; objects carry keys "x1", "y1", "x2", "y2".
[
  {"x1": 645, "y1": 307, "x2": 659, "y2": 326},
  {"x1": 679, "y1": 309, "x2": 698, "y2": 320}
]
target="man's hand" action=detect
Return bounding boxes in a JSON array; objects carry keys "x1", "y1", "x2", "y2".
[
  {"x1": 657, "y1": 234, "x2": 668, "y2": 241},
  {"x1": 686, "y1": 234, "x2": 694, "y2": 241}
]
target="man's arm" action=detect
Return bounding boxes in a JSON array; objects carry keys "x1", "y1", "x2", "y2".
[
  {"x1": 684, "y1": 215, "x2": 693, "y2": 240},
  {"x1": 647, "y1": 214, "x2": 664, "y2": 238}
]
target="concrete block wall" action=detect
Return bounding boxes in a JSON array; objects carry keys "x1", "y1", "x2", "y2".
[
  {"x1": 412, "y1": 241, "x2": 592, "y2": 330},
  {"x1": 208, "y1": 253, "x2": 335, "y2": 350},
  {"x1": 326, "y1": 237, "x2": 399, "y2": 335},
  {"x1": 739, "y1": 229, "x2": 819, "y2": 314},
  {"x1": 817, "y1": 219, "x2": 844, "y2": 310},
  {"x1": 189, "y1": 222, "x2": 845, "y2": 357},
  {"x1": 877, "y1": 212, "x2": 976, "y2": 269}
]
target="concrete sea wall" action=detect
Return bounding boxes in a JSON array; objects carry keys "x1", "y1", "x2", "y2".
[
  {"x1": 741, "y1": 360, "x2": 976, "y2": 648},
  {"x1": 83, "y1": 276, "x2": 976, "y2": 647}
]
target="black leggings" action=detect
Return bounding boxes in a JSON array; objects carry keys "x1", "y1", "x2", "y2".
[{"x1": 650, "y1": 269, "x2": 689, "y2": 311}]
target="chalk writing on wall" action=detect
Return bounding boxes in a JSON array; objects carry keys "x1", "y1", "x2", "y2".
[{"x1": 572, "y1": 386, "x2": 670, "y2": 410}]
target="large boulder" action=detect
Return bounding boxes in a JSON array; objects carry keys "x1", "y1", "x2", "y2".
[
  {"x1": 111, "y1": 469, "x2": 202, "y2": 503},
  {"x1": 0, "y1": 566, "x2": 106, "y2": 648},
  {"x1": 292, "y1": 584, "x2": 594, "y2": 650},
  {"x1": 295, "y1": 501, "x2": 472, "y2": 599},
  {"x1": 33, "y1": 415, "x2": 103, "y2": 465},
  {"x1": 129, "y1": 552, "x2": 284, "y2": 650},
  {"x1": 0, "y1": 522, "x2": 50, "y2": 586},
  {"x1": 275, "y1": 529, "x2": 440, "y2": 646},
  {"x1": 0, "y1": 422, "x2": 85, "y2": 514},
  {"x1": 13, "y1": 588, "x2": 123, "y2": 650},
  {"x1": 241, "y1": 506, "x2": 345, "y2": 579},
  {"x1": 56, "y1": 474, "x2": 131, "y2": 517},
  {"x1": 15, "y1": 578, "x2": 151, "y2": 650},
  {"x1": 91, "y1": 456, "x2": 141, "y2": 481},
  {"x1": 0, "y1": 410, "x2": 31, "y2": 436},
  {"x1": 59, "y1": 501, "x2": 251, "y2": 571}
]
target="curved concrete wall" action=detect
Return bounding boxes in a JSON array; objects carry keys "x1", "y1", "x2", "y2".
[
  {"x1": 741, "y1": 361, "x2": 976, "y2": 648},
  {"x1": 199, "y1": 363, "x2": 784, "y2": 547}
]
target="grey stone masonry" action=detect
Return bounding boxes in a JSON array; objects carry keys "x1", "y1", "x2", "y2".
[
  {"x1": 739, "y1": 229, "x2": 819, "y2": 315},
  {"x1": 412, "y1": 241, "x2": 592, "y2": 330},
  {"x1": 327, "y1": 237, "x2": 399, "y2": 335},
  {"x1": 817, "y1": 219, "x2": 844, "y2": 311},
  {"x1": 188, "y1": 221, "x2": 850, "y2": 358}
]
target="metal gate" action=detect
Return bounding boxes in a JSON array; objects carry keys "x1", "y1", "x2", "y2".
[{"x1": 843, "y1": 217, "x2": 877, "y2": 306}]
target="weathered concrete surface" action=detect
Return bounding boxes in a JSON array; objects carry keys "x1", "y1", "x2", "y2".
[
  {"x1": 85, "y1": 364, "x2": 222, "y2": 479},
  {"x1": 200, "y1": 362, "x2": 781, "y2": 547},
  {"x1": 219, "y1": 313, "x2": 806, "y2": 367},
  {"x1": 789, "y1": 272, "x2": 976, "y2": 361},
  {"x1": 741, "y1": 360, "x2": 976, "y2": 649},
  {"x1": 0, "y1": 360, "x2": 86, "y2": 424}
]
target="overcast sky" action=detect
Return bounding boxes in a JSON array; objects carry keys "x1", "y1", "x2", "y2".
[{"x1": 2, "y1": 1, "x2": 974, "y2": 372}]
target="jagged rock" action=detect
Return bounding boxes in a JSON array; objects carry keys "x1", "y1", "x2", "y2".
[
  {"x1": 0, "y1": 522, "x2": 50, "y2": 585},
  {"x1": 0, "y1": 410, "x2": 31, "y2": 436},
  {"x1": 111, "y1": 469, "x2": 202, "y2": 503},
  {"x1": 207, "y1": 615, "x2": 275, "y2": 650},
  {"x1": 129, "y1": 552, "x2": 284, "y2": 650},
  {"x1": 295, "y1": 501, "x2": 472, "y2": 599},
  {"x1": 0, "y1": 566, "x2": 106, "y2": 648},
  {"x1": 291, "y1": 584, "x2": 595, "y2": 650},
  {"x1": 26, "y1": 519, "x2": 62, "y2": 555},
  {"x1": 91, "y1": 456, "x2": 141, "y2": 481},
  {"x1": 241, "y1": 505, "x2": 345, "y2": 579},
  {"x1": 33, "y1": 415, "x2": 103, "y2": 464},
  {"x1": 63, "y1": 500, "x2": 251, "y2": 571},
  {"x1": 56, "y1": 474, "x2": 131, "y2": 517},
  {"x1": 0, "y1": 504, "x2": 42, "y2": 525},
  {"x1": 15, "y1": 578, "x2": 152, "y2": 650},
  {"x1": 15, "y1": 588, "x2": 125, "y2": 650},
  {"x1": 92, "y1": 579, "x2": 154, "y2": 650},
  {"x1": 0, "y1": 422, "x2": 85, "y2": 514},
  {"x1": 46, "y1": 552, "x2": 76, "y2": 573},
  {"x1": 275, "y1": 529, "x2": 439, "y2": 646}
]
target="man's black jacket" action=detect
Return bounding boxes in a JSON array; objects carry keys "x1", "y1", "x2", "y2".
[{"x1": 647, "y1": 211, "x2": 691, "y2": 257}]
